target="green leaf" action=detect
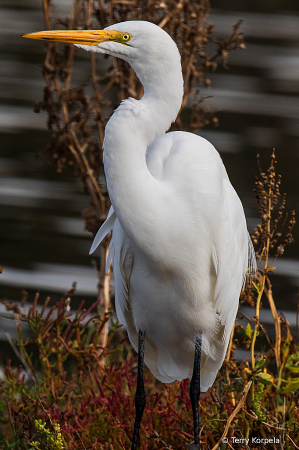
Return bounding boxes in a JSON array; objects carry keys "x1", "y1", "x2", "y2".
[
  {"x1": 0, "y1": 401, "x2": 7, "y2": 411},
  {"x1": 255, "y1": 359, "x2": 267, "y2": 370},
  {"x1": 256, "y1": 372, "x2": 273, "y2": 385},
  {"x1": 0, "y1": 434, "x2": 13, "y2": 450},
  {"x1": 252, "y1": 282, "x2": 262, "y2": 293},
  {"x1": 286, "y1": 364, "x2": 299, "y2": 373},
  {"x1": 245, "y1": 323, "x2": 253, "y2": 339},
  {"x1": 282, "y1": 377, "x2": 299, "y2": 394}
]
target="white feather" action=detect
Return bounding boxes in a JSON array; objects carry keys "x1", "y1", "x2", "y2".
[
  {"x1": 84, "y1": 21, "x2": 256, "y2": 391},
  {"x1": 89, "y1": 206, "x2": 116, "y2": 255}
]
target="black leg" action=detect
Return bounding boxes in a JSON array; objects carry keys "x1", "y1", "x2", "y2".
[
  {"x1": 189, "y1": 334, "x2": 202, "y2": 450},
  {"x1": 131, "y1": 330, "x2": 146, "y2": 450}
]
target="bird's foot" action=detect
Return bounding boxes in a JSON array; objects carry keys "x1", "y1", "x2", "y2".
[{"x1": 188, "y1": 442, "x2": 200, "y2": 450}]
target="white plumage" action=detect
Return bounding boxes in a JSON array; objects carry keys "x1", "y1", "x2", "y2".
[
  {"x1": 86, "y1": 21, "x2": 256, "y2": 392},
  {"x1": 91, "y1": 133, "x2": 254, "y2": 389},
  {"x1": 23, "y1": 20, "x2": 255, "y2": 392}
]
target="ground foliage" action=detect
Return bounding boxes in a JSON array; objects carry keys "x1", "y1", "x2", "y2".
[{"x1": 0, "y1": 151, "x2": 298, "y2": 449}]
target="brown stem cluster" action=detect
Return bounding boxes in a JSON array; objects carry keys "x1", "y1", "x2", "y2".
[{"x1": 252, "y1": 149, "x2": 296, "y2": 265}]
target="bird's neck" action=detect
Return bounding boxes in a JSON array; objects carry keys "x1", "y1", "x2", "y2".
[{"x1": 103, "y1": 63, "x2": 183, "y2": 262}]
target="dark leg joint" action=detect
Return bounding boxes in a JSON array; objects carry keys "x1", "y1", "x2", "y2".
[
  {"x1": 189, "y1": 376, "x2": 201, "y2": 398},
  {"x1": 135, "y1": 390, "x2": 146, "y2": 411}
]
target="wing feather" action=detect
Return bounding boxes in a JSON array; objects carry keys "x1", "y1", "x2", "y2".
[
  {"x1": 89, "y1": 206, "x2": 116, "y2": 255},
  {"x1": 110, "y1": 219, "x2": 134, "y2": 326}
]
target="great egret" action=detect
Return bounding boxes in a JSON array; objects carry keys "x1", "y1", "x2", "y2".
[{"x1": 24, "y1": 21, "x2": 256, "y2": 450}]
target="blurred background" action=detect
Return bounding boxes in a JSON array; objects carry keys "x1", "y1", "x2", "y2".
[{"x1": 0, "y1": 0, "x2": 299, "y2": 359}]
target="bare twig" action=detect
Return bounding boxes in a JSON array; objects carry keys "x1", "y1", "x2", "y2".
[{"x1": 210, "y1": 381, "x2": 252, "y2": 450}]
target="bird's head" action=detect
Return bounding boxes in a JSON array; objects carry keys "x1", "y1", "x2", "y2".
[
  {"x1": 23, "y1": 20, "x2": 180, "y2": 70},
  {"x1": 24, "y1": 20, "x2": 183, "y2": 123}
]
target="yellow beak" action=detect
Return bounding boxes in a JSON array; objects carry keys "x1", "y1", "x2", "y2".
[{"x1": 22, "y1": 29, "x2": 119, "y2": 46}]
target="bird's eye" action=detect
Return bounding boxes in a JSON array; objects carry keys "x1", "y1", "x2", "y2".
[{"x1": 122, "y1": 33, "x2": 131, "y2": 42}]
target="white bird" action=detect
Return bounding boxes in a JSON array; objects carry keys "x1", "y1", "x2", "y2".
[{"x1": 24, "y1": 21, "x2": 256, "y2": 450}]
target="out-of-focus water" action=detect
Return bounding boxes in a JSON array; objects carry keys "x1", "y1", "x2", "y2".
[{"x1": 0, "y1": 0, "x2": 298, "y2": 351}]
